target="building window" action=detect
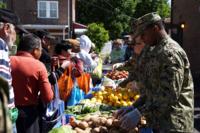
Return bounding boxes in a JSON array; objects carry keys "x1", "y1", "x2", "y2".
[{"x1": 37, "y1": 1, "x2": 58, "y2": 18}]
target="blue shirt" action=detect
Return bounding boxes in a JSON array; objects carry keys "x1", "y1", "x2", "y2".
[{"x1": 0, "y1": 38, "x2": 14, "y2": 106}]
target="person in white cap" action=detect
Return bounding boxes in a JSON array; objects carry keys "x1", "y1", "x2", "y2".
[{"x1": 77, "y1": 35, "x2": 97, "y2": 72}]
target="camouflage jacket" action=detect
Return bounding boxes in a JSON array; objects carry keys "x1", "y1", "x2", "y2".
[
  {"x1": 0, "y1": 77, "x2": 12, "y2": 133},
  {"x1": 133, "y1": 36, "x2": 194, "y2": 132},
  {"x1": 118, "y1": 54, "x2": 138, "y2": 87}
]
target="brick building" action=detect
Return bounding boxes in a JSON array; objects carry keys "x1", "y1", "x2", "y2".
[
  {"x1": 172, "y1": 0, "x2": 200, "y2": 77},
  {"x1": 7, "y1": 0, "x2": 76, "y2": 39},
  {"x1": 172, "y1": 0, "x2": 200, "y2": 92}
]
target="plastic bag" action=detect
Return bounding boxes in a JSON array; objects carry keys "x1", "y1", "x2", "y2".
[
  {"x1": 91, "y1": 58, "x2": 103, "y2": 79},
  {"x1": 102, "y1": 76, "x2": 116, "y2": 89},
  {"x1": 41, "y1": 72, "x2": 65, "y2": 132},
  {"x1": 58, "y1": 65, "x2": 90, "y2": 101},
  {"x1": 66, "y1": 79, "x2": 85, "y2": 106}
]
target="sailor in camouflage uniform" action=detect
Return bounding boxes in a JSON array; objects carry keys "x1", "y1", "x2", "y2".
[{"x1": 117, "y1": 12, "x2": 194, "y2": 133}]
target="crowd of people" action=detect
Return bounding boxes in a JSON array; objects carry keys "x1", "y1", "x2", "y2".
[{"x1": 0, "y1": 8, "x2": 194, "y2": 133}]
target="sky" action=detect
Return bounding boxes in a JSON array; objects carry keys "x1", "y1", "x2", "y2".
[{"x1": 168, "y1": 0, "x2": 171, "y2": 6}]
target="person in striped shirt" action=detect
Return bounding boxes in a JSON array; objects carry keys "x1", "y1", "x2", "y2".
[
  {"x1": 0, "y1": 9, "x2": 29, "y2": 133},
  {"x1": 0, "y1": 9, "x2": 28, "y2": 107},
  {"x1": 0, "y1": 19, "x2": 16, "y2": 108}
]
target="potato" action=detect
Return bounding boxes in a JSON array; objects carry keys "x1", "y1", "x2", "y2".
[
  {"x1": 112, "y1": 119, "x2": 120, "y2": 127},
  {"x1": 85, "y1": 127, "x2": 92, "y2": 133},
  {"x1": 141, "y1": 119, "x2": 146, "y2": 125},
  {"x1": 90, "y1": 115, "x2": 99, "y2": 121},
  {"x1": 88, "y1": 121, "x2": 94, "y2": 127},
  {"x1": 100, "y1": 117, "x2": 107, "y2": 125},
  {"x1": 74, "y1": 127, "x2": 85, "y2": 133},
  {"x1": 91, "y1": 117, "x2": 101, "y2": 127},
  {"x1": 128, "y1": 127, "x2": 139, "y2": 133},
  {"x1": 78, "y1": 121, "x2": 89, "y2": 130},
  {"x1": 134, "y1": 127, "x2": 139, "y2": 132},
  {"x1": 84, "y1": 116, "x2": 92, "y2": 122},
  {"x1": 91, "y1": 127, "x2": 101, "y2": 133},
  {"x1": 105, "y1": 119, "x2": 113, "y2": 127},
  {"x1": 100, "y1": 126, "x2": 108, "y2": 133}
]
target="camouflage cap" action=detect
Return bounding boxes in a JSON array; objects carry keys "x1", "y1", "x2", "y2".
[
  {"x1": 134, "y1": 12, "x2": 162, "y2": 37},
  {"x1": 131, "y1": 18, "x2": 137, "y2": 32}
]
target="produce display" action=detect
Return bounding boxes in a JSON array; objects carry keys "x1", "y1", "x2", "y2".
[
  {"x1": 90, "y1": 87, "x2": 140, "y2": 107},
  {"x1": 69, "y1": 113, "x2": 146, "y2": 133},
  {"x1": 49, "y1": 69, "x2": 149, "y2": 133},
  {"x1": 65, "y1": 101, "x2": 116, "y2": 120},
  {"x1": 106, "y1": 70, "x2": 129, "y2": 80},
  {"x1": 65, "y1": 103, "x2": 100, "y2": 115}
]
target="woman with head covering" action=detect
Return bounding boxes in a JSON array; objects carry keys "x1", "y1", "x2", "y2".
[
  {"x1": 77, "y1": 35, "x2": 97, "y2": 72},
  {"x1": 53, "y1": 41, "x2": 91, "y2": 102}
]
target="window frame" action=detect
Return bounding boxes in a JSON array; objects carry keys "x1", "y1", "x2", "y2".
[{"x1": 37, "y1": 1, "x2": 59, "y2": 19}]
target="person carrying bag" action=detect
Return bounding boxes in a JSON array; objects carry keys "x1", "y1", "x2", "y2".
[
  {"x1": 58, "y1": 63, "x2": 91, "y2": 104},
  {"x1": 40, "y1": 72, "x2": 65, "y2": 133}
]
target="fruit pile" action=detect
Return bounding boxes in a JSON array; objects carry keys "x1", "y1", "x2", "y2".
[
  {"x1": 106, "y1": 70, "x2": 129, "y2": 80},
  {"x1": 90, "y1": 87, "x2": 140, "y2": 107}
]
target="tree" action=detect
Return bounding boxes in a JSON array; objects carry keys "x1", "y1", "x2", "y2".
[
  {"x1": 86, "y1": 23, "x2": 109, "y2": 53},
  {"x1": 77, "y1": 0, "x2": 170, "y2": 39},
  {"x1": 77, "y1": 0, "x2": 137, "y2": 39},
  {"x1": 0, "y1": 2, "x2": 6, "y2": 8},
  {"x1": 134, "y1": 0, "x2": 170, "y2": 18}
]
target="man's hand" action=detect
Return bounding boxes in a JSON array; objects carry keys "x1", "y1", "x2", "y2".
[
  {"x1": 112, "y1": 63, "x2": 124, "y2": 70},
  {"x1": 126, "y1": 81, "x2": 139, "y2": 91},
  {"x1": 119, "y1": 108, "x2": 141, "y2": 130},
  {"x1": 113, "y1": 106, "x2": 134, "y2": 119}
]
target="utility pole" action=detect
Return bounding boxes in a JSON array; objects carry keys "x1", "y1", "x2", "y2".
[{"x1": 68, "y1": 0, "x2": 71, "y2": 38}]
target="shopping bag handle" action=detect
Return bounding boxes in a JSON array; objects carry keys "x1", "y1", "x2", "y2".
[{"x1": 52, "y1": 72, "x2": 60, "y2": 99}]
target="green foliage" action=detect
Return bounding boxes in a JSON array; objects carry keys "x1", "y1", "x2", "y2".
[
  {"x1": 134, "y1": 0, "x2": 170, "y2": 18},
  {"x1": 77, "y1": 0, "x2": 170, "y2": 39},
  {"x1": 0, "y1": 2, "x2": 7, "y2": 8},
  {"x1": 77, "y1": 0, "x2": 137, "y2": 39},
  {"x1": 86, "y1": 23, "x2": 109, "y2": 53}
]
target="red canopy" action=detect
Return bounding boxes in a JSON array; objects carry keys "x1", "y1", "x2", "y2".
[{"x1": 73, "y1": 22, "x2": 87, "y2": 29}]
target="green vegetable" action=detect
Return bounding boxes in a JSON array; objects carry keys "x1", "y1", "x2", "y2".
[
  {"x1": 65, "y1": 105, "x2": 83, "y2": 114},
  {"x1": 49, "y1": 125, "x2": 75, "y2": 133},
  {"x1": 99, "y1": 104, "x2": 118, "y2": 111},
  {"x1": 65, "y1": 103, "x2": 100, "y2": 115}
]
